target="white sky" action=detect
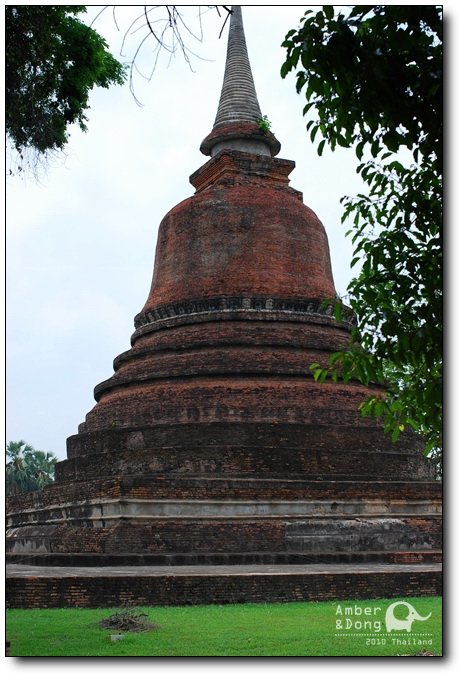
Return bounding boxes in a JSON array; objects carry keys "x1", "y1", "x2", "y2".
[{"x1": 5, "y1": 3, "x2": 450, "y2": 462}]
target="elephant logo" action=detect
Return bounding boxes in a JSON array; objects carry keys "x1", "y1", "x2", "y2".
[{"x1": 385, "y1": 601, "x2": 432, "y2": 633}]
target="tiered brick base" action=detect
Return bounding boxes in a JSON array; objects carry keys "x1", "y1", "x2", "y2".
[{"x1": 6, "y1": 148, "x2": 442, "y2": 607}]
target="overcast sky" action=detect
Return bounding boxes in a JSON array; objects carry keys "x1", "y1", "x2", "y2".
[{"x1": 5, "y1": 3, "x2": 448, "y2": 461}]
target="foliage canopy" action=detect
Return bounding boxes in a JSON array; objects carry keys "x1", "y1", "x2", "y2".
[
  {"x1": 281, "y1": 5, "x2": 442, "y2": 460},
  {"x1": 6, "y1": 5, "x2": 126, "y2": 169},
  {"x1": 6, "y1": 440, "x2": 57, "y2": 496}
]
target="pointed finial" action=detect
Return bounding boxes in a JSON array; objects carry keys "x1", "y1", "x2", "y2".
[
  {"x1": 200, "y1": 6, "x2": 280, "y2": 157},
  {"x1": 213, "y1": 6, "x2": 262, "y2": 128}
]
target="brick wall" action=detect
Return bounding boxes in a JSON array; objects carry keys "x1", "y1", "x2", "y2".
[
  {"x1": 6, "y1": 474, "x2": 441, "y2": 517},
  {"x1": 6, "y1": 515, "x2": 442, "y2": 557},
  {"x1": 66, "y1": 419, "x2": 423, "y2": 460},
  {"x1": 6, "y1": 569, "x2": 442, "y2": 608}
]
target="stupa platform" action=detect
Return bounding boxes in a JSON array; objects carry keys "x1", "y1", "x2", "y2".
[{"x1": 6, "y1": 562, "x2": 442, "y2": 608}]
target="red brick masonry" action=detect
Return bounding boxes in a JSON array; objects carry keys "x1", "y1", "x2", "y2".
[
  {"x1": 6, "y1": 149, "x2": 442, "y2": 606},
  {"x1": 6, "y1": 564, "x2": 442, "y2": 608}
]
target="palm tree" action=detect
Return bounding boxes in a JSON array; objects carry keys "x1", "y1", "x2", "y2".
[
  {"x1": 6, "y1": 440, "x2": 57, "y2": 495},
  {"x1": 6, "y1": 440, "x2": 32, "y2": 494},
  {"x1": 27, "y1": 449, "x2": 57, "y2": 490}
]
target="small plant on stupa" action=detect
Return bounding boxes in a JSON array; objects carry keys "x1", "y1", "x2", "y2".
[{"x1": 257, "y1": 115, "x2": 272, "y2": 133}]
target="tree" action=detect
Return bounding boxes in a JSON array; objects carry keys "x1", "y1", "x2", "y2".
[
  {"x1": 6, "y1": 440, "x2": 57, "y2": 496},
  {"x1": 281, "y1": 6, "x2": 442, "y2": 460},
  {"x1": 102, "y1": 5, "x2": 231, "y2": 105},
  {"x1": 6, "y1": 5, "x2": 126, "y2": 172},
  {"x1": 5, "y1": 6, "x2": 233, "y2": 174}
]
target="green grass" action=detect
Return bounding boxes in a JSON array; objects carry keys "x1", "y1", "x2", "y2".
[{"x1": 7, "y1": 597, "x2": 442, "y2": 657}]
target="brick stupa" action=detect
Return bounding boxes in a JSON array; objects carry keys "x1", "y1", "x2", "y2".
[{"x1": 7, "y1": 6, "x2": 441, "y2": 607}]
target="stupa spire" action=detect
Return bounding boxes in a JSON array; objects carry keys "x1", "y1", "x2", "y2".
[
  {"x1": 200, "y1": 5, "x2": 280, "y2": 157},
  {"x1": 213, "y1": 5, "x2": 262, "y2": 127}
]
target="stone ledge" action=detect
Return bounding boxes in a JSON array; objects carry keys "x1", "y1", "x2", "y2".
[
  {"x1": 6, "y1": 550, "x2": 443, "y2": 567},
  {"x1": 6, "y1": 563, "x2": 442, "y2": 607},
  {"x1": 6, "y1": 498, "x2": 442, "y2": 527},
  {"x1": 6, "y1": 562, "x2": 442, "y2": 578},
  {"x1": 7, "y1": 479, "x2": 442, "y2": 517}
]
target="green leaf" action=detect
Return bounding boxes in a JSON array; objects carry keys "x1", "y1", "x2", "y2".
[
  {"x1": 334, "y1": 302, "x2": 343, "y2": 322},
  {"x1": 310, "y1": 124, "x2": 319, "y2": 143},
  {"x1": 312, "y1": 367, "x2": 323, "y2": 381},
  {"x1": 284, "y1": 29, "x2": 297, "y2": 40},
  {"x1": 329, "y1": 351, "x2": 343, "y2": 366},
  {"x1": 280, "y1": 60, "x2": 291, "y2": 79},
  {"x1": 356, "y1": 141, "x2": 365, "y2": 161},
  {"x1": 391, "y1": 426, "x2": 401, "y2": 442},
  {"x1": 370, "y1": 139, "x2": 380, "y2": 157},
  {"x1": 350, "y1": 255, "x2": 361, "y2": 268},
  {"x1": 318, "y1": 369, "x2": 329, "y2": 382}
]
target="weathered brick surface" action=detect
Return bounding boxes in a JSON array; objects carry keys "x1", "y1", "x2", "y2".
[
  {"x1": 141, "y1": 152, "x2": 335, "y2": 312},
  {"x1": 55, "y1": 444, "x2": 434, "y2": 484},
  {"x1": 66, "y1": 421, "x2": 423, "y2": 459},
  {"x1": 81, "y1": 379, "x2": 388, "y2": 432},
  {"x1": 5, "y1": 146, "x2": 441, "y2": 586},
  {"x1": 95, "y1": 348, "x2": 338, "y2": 400},
  {"x1": 7, "y1": 473, "x2": 441, "y2": 517},
  {"x1": 6, "y1": 550, "x2": 443, "y2": 567},
  {"x1": 6, "y1": 514, "x2": 442, "y2": 558},
  {"x1": 126, "y1": 320, "x2": 352, "y2": 356},
  {"x1": 6, "y1": 569, "x2": 442, "y2": 608}
]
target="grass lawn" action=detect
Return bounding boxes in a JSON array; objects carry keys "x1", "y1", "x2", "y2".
[{"x1": 7, "y1": 597, "x2": 441, "y2": 657}]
